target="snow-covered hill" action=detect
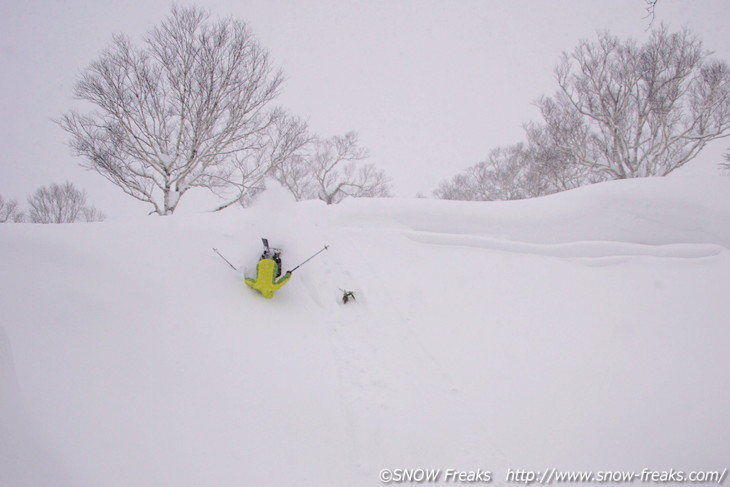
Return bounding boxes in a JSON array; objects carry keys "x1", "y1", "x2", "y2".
[{"x1": 1, "y1": 176, "x2": 729, "y2": 487}]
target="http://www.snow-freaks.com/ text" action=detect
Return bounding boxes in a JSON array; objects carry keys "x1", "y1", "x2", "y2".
[{"x1": 378, "y1": 467, "x2": 728, "y2": 484}]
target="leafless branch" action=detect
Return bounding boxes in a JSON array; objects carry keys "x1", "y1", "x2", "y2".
[{"x1": 644, "y1": 0, "x2": 659, "y2": 30}]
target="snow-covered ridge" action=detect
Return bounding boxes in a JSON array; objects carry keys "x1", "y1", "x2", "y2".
[
  {"x1": 335, "y1": 176, "x2": 730, "y2": 246},
  {"x1": 1, "y1": 176, "x2": 729, "y2": 487}
]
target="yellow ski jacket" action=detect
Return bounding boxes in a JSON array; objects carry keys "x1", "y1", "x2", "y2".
[{"x1": 244, "y1": 258, "x2": 291, "y2": 299}]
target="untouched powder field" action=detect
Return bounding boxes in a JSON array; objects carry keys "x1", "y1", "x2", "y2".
[{"x1": 1, "y1": 176, "x2": 729, "y2": 486}]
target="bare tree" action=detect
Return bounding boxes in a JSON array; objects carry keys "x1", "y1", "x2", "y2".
[
  {"x1": 27, "y1": 182, "x2": 105, "y2": 224},
  {"x1": 524, "y1": 120, "x2": 606, "y2": 192},
  {"x1": 275, "y1": 132, "x2": 391, "y2": 204},
  {"x1": 81, "y1": 206, "x2": 107, "y2": 223},
  {"x1": 59, "y1": 6, "x2": 304, "y2": 215},
  {"x1": 433, "y1": 173, "x2": 470, "y2": 201},
  {"x1": 275, "y1": 152, "x2": 315, "y2": 202},
  {"x1": 0, "y1": 195, "x2": 24, "y2": 223},
  {"x1": 537, "y1": 27, "x2": 730, "y2": 180},
  {"x1": 434, "y1": 144, "x2": 552, "y2": 201}
]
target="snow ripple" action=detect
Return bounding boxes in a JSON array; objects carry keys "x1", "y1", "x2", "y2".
[{"x1": 406, "y1": 230, "x2": 726, "y2": 260}]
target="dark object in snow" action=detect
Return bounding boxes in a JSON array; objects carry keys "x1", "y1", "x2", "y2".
[{"x1": 341, "y1": 289, "x2": 356, "y2": 304}]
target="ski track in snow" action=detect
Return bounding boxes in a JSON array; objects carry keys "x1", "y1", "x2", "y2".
[{"x1": 308, "y1": 229, "x2": 509, "y2": 479}]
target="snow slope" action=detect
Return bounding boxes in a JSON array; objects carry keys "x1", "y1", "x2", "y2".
[{"x1": 1, "y1": 176, "x2": 729, "y2": 486}]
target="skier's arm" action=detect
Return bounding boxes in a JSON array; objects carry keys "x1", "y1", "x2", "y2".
[{"x1": 272, "y1": 271, "x2": 291, "y2": 289}]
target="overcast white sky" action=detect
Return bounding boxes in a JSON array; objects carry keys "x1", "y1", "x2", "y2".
[{"x1": 1, "y1": 0, "x2": 729, "y2": 218}]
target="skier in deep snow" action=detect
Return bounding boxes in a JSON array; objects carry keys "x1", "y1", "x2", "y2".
[{"x1": 244, "y1": 242, "x2": 292, "y2": 299}]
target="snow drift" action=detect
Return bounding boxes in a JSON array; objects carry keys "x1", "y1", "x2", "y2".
[{"x1": 1, "y1": 175, "x2": 729, "y2": 486}]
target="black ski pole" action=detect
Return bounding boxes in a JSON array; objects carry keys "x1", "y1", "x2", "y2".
[
  {"x1": 212, "y1": 248, "x2": 238, "y2": 271},
  {"x1": 290, "y1": 245, "x2": 329, "y2": 272}
]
